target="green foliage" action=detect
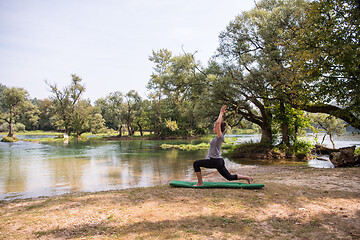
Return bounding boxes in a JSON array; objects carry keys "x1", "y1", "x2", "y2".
[
  {"x1": 288, "y1": 0, "x2": 360, "y2": 128},
  {"x1": 47, "y1": 74, "x2": 108, "y2": 137},
  {"x1": 91, "y1": 113, "x2": 107, "y2": 134},
  {"x1": 225, "y1": 141, "x2": 272, "y2": 158},
  {"x1": 124, "y1": 90, "x2": 142, "y2": 136},
  {"x1": 310, "y1": 113, "x2": 346, "y2": 148},
  {"x1": 47, "y1": 74, "x2": 86, "y2": 135},
  {"x1": 165, "y1": 119, "x2": 179, "y2": 132},
  {"x1": 2, "y1": 0, "x2": 358, "y2": 139},
  {"x1": 0, "y1": 86, "x2": 31, "y2": 137},
  {"x1": 291, "y1": 138, "x2": 314, "y2": 156},
  {"x1": 70, "y1": 100, "x2": 93, "y2": 137},
  {"x1": 161, "y1": 143, "x2": 209, "y2": 151},
  {"x1": 355, "y1": 147, "x2": 360, "y2": 155},
  {"x1": 310, "y1": 113, "x2": 346, "y2": 136},
  {"x1": 147, "y1": 49, "x2": 210, "y2": 136},
  {"x1": 217, "y1": 0, "x2": 308, "y2": 145},
  {"x1": 225, "y1": 138, "x2": 313, "y2": 160},
  {"x1": 95, "y1": 90, "x2": 143, "y2": 137},
  {"x1": 161, "y1": 137, "x2": 238, "y2": 151},
  {"x1": 36, "y1": 99, "x2": 56, "y2": 131},
  {"x1": 18, "y1": 101, "x2": 40, "y2": 130},
  {"x1": 15, "y1": 123, "x2": 25, "y2": 132},
  {"x1": 95, "y1": 91, "x2": 125, "y2": 134},
  {"x1": 272, "y1": 103, "x2": 311, "y2": 145},
  {"x1": 0, "y1": 122, "x2": 25, "y2": 132}
]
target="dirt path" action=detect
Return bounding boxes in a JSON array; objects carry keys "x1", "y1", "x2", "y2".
[{"x1": 1, "y1": 166, "x2": 360, "y2": 239}]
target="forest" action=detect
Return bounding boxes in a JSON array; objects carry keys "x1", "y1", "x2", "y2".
[{"x1": 1, "y1": 0, "x2": 359, "y2": 156}]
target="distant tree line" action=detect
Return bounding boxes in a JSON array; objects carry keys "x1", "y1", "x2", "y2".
[{"x1": 1, "y1": 0, "x2": 358, "y2": 151}]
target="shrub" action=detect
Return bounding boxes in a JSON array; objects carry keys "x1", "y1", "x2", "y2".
[
  {"x1": 225, "y1": 141, "x2": 272, "y2": 158},
  {"x1": 292, "y1": 139, "x2": 314, "y2": 156},
  {"x1": 355, "y1": 147, "x2": 360, "y2": 155},
  {"x1": 0, "y1": 123, "x2": 8, "y2": 132},
  {"x1": 0, "y1": 122, "x2": 26, "y2": 132},
  {"x1": 15, "y1": 123, "x2": 26, "y2": 132}
]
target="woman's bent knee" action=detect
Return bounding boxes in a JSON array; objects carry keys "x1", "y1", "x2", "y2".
[{"x1": 193, "y1": 160, "x2": 201, "y2": 172}]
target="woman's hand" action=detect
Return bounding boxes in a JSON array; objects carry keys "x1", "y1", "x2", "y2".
[
  {"x1": 220, "y1": 105, "x2": 227, "y2": 114},
  {"x1": 215, "y1": 105, "x2": 227, "y2": 138}
]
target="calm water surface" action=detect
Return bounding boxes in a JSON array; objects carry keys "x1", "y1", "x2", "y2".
[{"x1": 0, "y1": 133, "x2": 359, "y2": 200}]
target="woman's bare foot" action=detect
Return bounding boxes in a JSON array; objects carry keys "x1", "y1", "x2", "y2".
[
  {"x1": 194, "y1": 182, "x2": 204, "y2": 187},
  {"x1": 238, "y1": 175, "x2": 254, "y2": 184}
]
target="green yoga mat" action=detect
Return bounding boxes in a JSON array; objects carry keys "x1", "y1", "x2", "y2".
[{"x1": 169, "y1": 180, "x2": 264, "y2": 189}]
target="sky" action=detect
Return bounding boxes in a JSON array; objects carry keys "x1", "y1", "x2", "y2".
[{"x1": 0, "y1": 0, "x2": 255, "y2": 102}]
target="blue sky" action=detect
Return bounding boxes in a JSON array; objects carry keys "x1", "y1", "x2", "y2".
[{"x1": 0, "y1": 0, "x2": 254, "y2": 101}]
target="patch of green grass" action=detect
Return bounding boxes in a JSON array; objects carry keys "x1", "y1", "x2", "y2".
[
  {"x1": 161, "y1": 143, "x2": 209, "y2": 151},
  {"x1": 1, "y1": 136, "x2": 19, "y2": 142}
]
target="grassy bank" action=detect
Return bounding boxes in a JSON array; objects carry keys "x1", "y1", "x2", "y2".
[
  {"x1": 0, "y1": 130, "x2": 203, "y2": 143},
  {"x1": 1, "y1": 166, "x2": 359, "y2": 239}
]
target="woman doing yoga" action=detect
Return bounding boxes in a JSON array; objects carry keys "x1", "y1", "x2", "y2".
[{"x1": 193, "y1": 105, "x2": 253, "y2": 186}]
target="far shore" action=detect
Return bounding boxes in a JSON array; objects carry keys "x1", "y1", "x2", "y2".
[{"x1": 0, "y1": 129, "x2": 259, "y2": 138}]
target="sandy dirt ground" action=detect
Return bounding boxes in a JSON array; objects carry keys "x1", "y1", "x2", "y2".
[{"x1": 1, "y1": 166, "x2": 360, "y2": 239}]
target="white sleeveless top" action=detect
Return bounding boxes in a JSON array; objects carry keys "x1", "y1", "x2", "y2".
[{"x1": 207, "y1": 134, "x2": 225, "y2": 158}]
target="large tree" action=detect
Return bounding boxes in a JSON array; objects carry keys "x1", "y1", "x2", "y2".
[
  {"x1": 124, "y1": 90, "x2": 142, "y2": 136},
  {"x1": 95, "y1": 91, "x2": 126, "y2": 136},
  {"x1": 17, "y1": 100, "x2": 40, "y2": 130},
  {"x1": 289, "y1": 0, "x2": 360, "y2": 129},
  {"x1": 216, "y1": 0, "x2": 308, "y2": 145},
  {"x1": 147, "y1": 49, "x2": 210, "y2": 136},
  {"x1": 147, "y1": 49, "x2": 172, "y2": 136},
  {"x1": 47, "y1": 74, "x2": 85, "y2": 135},
  {"x1": 0, "y1": 87, "x2": 30, "y2": 138},
  {"x1": 37, "y1": 99, "x2": 56, "y2": 131}
]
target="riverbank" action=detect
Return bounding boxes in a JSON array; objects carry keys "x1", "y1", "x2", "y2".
[
  {"x1": 0, "y1": 131, "x2": 205, "y2": 143},
  {"x1": 1, "y1": 166, "x2": 359, "y2": 239}
]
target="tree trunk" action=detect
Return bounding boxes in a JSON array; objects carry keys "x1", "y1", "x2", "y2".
[
  {"x1": 118, "y1": 125, "x2": 123, "y2": 137},
  {"x1": 137, "y1": 121, "x2": 143, "y2": 136},
  {"x1": 314, "y1": 144, "x2": 339, "y2": 155},
  {"x1": 329, "y1": 146, "x2": 358, "y2": 167},
  {"x1": 321, "y1": 134, "x2": 327, "y2": 145},
  {"x1": 127, "y1": 125, "x2": 132, "y2": 136},
  {"x1": 7, "y1": 108, "x2": 14, "y2": 138},
  {"x1": 245, "y1": 97, "x2": 273, "y2": 144},
  {"x1": 8, "y1": 119, "x2": 14, "y2": 138},
  {"x1": 329, "y1": 134, "x2": 335, "y2": 149},
  {"x1": 127, "y1": 118, "x2": 132, "y2": 136},
  {"x1": 260, "y1": 122, "x2": 272, "y2": 144},
  {"x1": 280, "y1": 101, "x2": 290, "y2": 146}
]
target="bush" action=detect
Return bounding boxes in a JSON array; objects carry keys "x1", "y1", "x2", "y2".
[
  {"x1": 0, "y1": 122, "x2": 26, "y2": 132},
  {"x1": 225, "y1": 141, "x2": 272, "y2": 158},
  {"x1": 0, "y1": 123, "x2": 8, "y2": 132},
  {"x1": 355, "y1": 147, "x2": 360, "y2": 155},
  {"x1": 15, "y1": 123, "x2": 25, "y2": 132},
  {"x1": 224, "y1": 140, "x2": 313, "y2": 160},
  {"x1": 292, "y1": 139, "x2": 314, "y2": 155}
]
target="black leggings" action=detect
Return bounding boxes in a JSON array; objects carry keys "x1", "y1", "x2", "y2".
[{"x1": 193, "y1": 158, "x2": 238, "y2": 181}]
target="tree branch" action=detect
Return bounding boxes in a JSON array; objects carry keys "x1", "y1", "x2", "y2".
[{"x1": 300, "y1": 103, "x2": 360, "y2": 130}]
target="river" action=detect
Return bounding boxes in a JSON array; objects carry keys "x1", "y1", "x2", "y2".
[{"x1": 0, "y1": 133, "x2": 359, "y2": 200}]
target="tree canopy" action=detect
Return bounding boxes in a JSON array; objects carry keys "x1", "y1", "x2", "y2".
[
  {"x1": 1, "y1": 0, "x2": 358, "y2": 146},
  {"x1": 0, "y1": 87, "x2": 30, "y2": 137},
  {"x1": 288, "y1": 0, "x2": 360, "y2": 129}
]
